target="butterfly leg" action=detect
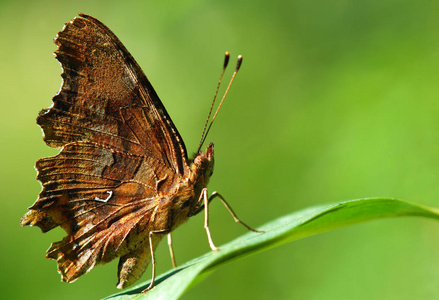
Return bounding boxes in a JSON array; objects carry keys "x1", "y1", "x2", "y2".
[
  {"x1": 200, "y1": 188, "x2": 220, "y2": 251},
  {"x1": 142, "y1": 229, "x2": 171, "y2": 293},
  {"x1": 209, "y1": 191, "x2": 263, "y2": 233},
  {"x1": 167, "y1": 233, "x2": 177, "y2": 268},
  {"x1": 200, "y1": 189, "x2": 263, "y2": 252}
]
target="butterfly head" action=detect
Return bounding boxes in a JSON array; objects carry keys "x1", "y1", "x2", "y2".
[{"x1": 193, "y1": 142, "x2": 215, "y2": 179}]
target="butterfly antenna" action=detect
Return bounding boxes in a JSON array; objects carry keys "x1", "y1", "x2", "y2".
[
  {"x1": 197, "y1": 52, "x2": 230, "y2": 153},
  {"x1": 197, "y1": 54, "x2": 243, "y2": 153}
]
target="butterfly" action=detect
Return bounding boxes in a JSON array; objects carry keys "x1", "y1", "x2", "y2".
[{"x1": 20, "y1": 13, "x2": 259, "y2": 292}]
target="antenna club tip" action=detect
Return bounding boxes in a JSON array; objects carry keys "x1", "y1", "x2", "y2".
[
  {"x1": 223, "y1": 52, "x2": 230, "y2": 69},
  {"x1": 236, "y1": 55, "x2": 243, "y2": 71}
]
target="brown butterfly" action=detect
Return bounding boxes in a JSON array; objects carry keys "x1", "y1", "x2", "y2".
[{"x1": 20, "y1": 13, "x2": 259, "y2": 292}]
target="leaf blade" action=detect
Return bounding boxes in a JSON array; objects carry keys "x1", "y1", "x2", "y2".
[{"x1": 104, "y1": 198, "x2": 439, "y2": 300}]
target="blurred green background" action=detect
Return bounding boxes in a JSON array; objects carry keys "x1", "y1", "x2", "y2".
[{"x1": 2, "y1": 0, "x2": 439, "y2": 299}]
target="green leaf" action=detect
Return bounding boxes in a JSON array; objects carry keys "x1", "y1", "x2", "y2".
[{"x1": 104, "y1": 198, "x2": 439, "y2": 300}]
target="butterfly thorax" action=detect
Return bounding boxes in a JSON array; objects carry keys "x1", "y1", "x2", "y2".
[
  {"x1": 188, "y1": 142, "x2": 215, "y2": 212},
  {"x1": 164, "y1": 143, "x2": 214, "y2": 229}
]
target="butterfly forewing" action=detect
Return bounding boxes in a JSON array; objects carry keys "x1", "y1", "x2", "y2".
[{"x1": 40, "y1": 13, "x2": 188, "y2": 173}]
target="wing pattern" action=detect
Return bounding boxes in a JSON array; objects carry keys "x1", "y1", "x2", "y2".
[{"x1": 21, "y1": 14, "x2": 188, "y2": 287}]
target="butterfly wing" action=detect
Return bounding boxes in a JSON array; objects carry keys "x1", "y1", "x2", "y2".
[{"x1": 21, "y1": 14, "x2": 187, "y2": 288}]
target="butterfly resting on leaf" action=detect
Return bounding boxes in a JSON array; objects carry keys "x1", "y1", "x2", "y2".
[{"x1": 20, "y1": 13, "x2": 260, "y2": 292}]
